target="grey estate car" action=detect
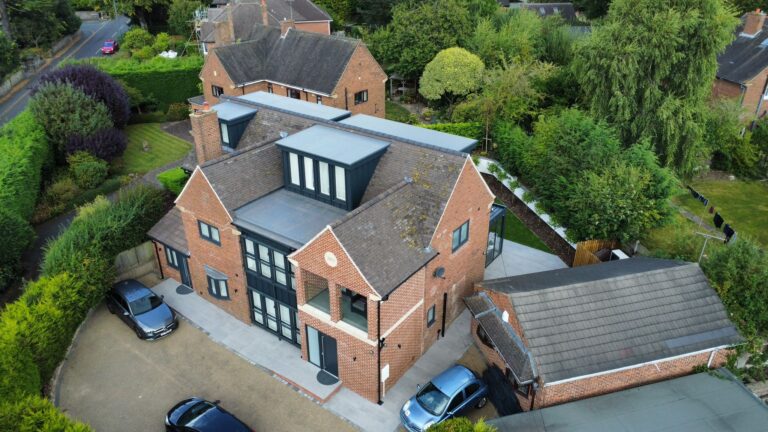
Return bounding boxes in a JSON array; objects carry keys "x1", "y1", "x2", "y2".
[{"x1": 107, "y1": 279, "x2": 178, "y2": 340}]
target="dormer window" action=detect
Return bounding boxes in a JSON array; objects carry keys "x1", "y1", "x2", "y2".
[{"x1": 335, "y1": 166, "x2": 346, "y2": 201}]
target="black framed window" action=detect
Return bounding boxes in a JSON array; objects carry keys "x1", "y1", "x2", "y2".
[
  {"x1": 267, "y1": 83, "x2": 273, "y2": 93},
  {"x1": 212, "y1": 85, "x2": 224, "y2": 97},
  {"x1": 198, "y1": 221, "x2": 221, "y2": 245},
  {"x1": 452, "y1": 220, "x2": 469, "y2": 252},
  {"x1": 165, "y1": 246, "x2": 180, "y2": 269},
  {"x1": 207, "y1": 276, "x2": 229, "y2": 299},
  {"x1": 244, "y1": 238, "x2": 295, "y2": 290},
  {"x1": 476, "y1": 324, "x2": 494, "y2": 349},
  {"x1": 287, "y1": 88, "x2": 301, "y2": 99},
  {"x1": 285, "y1": 152, "x2": 348, "y2": 206},
  {"x1": 354, "y1": 90, "x2": 368, "y2": 105},
  {"x1": 427, "y1": 304, "x2": 436, "y2": 327},
  {"x1": 316, "y1": 95, "x2": 322, "y2": 105}
]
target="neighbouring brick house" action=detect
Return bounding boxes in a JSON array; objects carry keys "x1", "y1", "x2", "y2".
[
  {"x1": 714, "y1": 9, "x2": 768, "y2": 121},
  {"x1": 196, "y1": 0, "x2": 332, "y2": 54},
  {"x1": 195, "y1": 23, "x2": 386, "y2": 118},
  {"x1": 148, "y1": 92, "x2": 500, "y2": 403},
  {"x1": 465, "y1": 257, "x2": 743, "y2": 411}
]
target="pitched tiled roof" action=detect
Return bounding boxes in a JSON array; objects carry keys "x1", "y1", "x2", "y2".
[
  {"x1": 200, "y1": 1, "x2": 331, "y2": 41},
  {"x1": 717, "y1": 17, "x2": 768, "y2": 84},
  {"x1": 213, "y1": 26, "x2": 360, "y2": 95},
  {"x1": 481, "y1": 258, "x2": 743, "y2": 383},
  {"x1": 148, "y1": 208, "x2": 189, "y2": 254}
]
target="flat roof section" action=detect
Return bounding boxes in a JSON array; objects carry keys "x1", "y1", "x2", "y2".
[
  {"x1": 234, "y1": 92, "x2": 351, "y2": 121},
  {"x1": 233, "y1": 189, "x2": 348, "y2": 249},
  {"x1": 340, "y1": 114, "x2": 477, "y2": 152},
  {"x1": 212, "y1": 101, "x2": 258, "y2": 122},
  {"x1": 276, "y1": 125, "x2": 390, "y2": 166}
]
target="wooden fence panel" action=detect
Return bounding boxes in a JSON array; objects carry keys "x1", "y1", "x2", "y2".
[{"x1": 573, "y1": 239, "x2": 619, "y2": 267}]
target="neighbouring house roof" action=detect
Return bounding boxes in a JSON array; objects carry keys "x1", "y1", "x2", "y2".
[
  {"x1": 465, "y1": 292, "x2": 536, "y2": 384},
  {"x1": 188, "y1": 95, "x2": 206, "y2": 106},
  {"x1": 200, "y1": 1, "x2": 332, "y2": 42},
  {"x1": 235, "y1": 92, "x2": 350, "y2": 121},
  {"x1": 479, "y1": 257, "x2": 743, "y2": 383},
  {"x1": 509, "y1": 2, "x2": 578, "y2": 21},
  {"x1": 717, "y1": 16, "x2": 768, "y2": 84},
  {"x1": 148, "y1": 208, "x2": 189, "y2": 255},
  {"x1": 233, "y1": 189, "x2": 348, "y2": 249},
  {"x1": 488, "y1": 369, "x2": 768, "y2": 432},
  {"x1": 340, "y1": 115, "x2": 477, "y2": 153},
  {"x1": 276, "y1": 124, "x2": 390, "y2": 166},
  {"x1": 212, "y1": 26, "x2": 361, "y2": 95}
]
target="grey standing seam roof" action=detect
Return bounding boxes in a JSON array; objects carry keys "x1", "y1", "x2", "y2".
[
  {"x1": 235, "y1": 92, "x2": 350, "y2": 120},
  {"x1": 213, "y1": 26, "x2": 360, "y2": 95},
  {"x1": 717, "y1": 18, "x2": 768, "y2": 84},
  {"x1": 340, "y1": 115, "x2": 477, "y2": 153},
  {"x1": 233, "y1": 189, "x2": 347, "y2": 249},
  {"x1": 212, "y1": 101, "x2": 258, "y2": 121},
  {"x1": 488, "y1": 369, "x2": 768, "y2": 432},
  {"x1": 148, "y1": 208, "x2": 188, "y2": 255},
  {"x1": 276, "y1": 125, "x2": 390, "y2": 166},
  {"x1": 481, "y1": 258, "x2": 743, "y2": 383},
  {"x1": 465, "y1": 293, "x2": 537, "y2": 384}
]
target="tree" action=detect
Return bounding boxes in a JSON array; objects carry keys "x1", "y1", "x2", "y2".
[
  {"x1": 122, "y1": 27, "x2": 155, "y2": 50},
  {"x1": 573, "y1": 0, "x2": 612, "y2": 19},
  {"x1": 29, "y1": 82, "x2": 113, "y2": 161},
  {"x1": 355, "y1": 0, "x2": 399, "y2": 27},
  {"x1": 427, "y1": 418, "x2": 497, "y2": 432},
  {"x1": 420, "y1": 48, "x2": 485, "y2": 104},
  {"x1": 168, "y1": 0, "x2": 200, "y2": 36},
  {"x1": 38, "y1": 64, "x2": 130, "y2": 128},
  {"x1": 468, "y1": 8, "x2": 543, "y2": 67},
  {"x1": 705, "y1": 99, "x2": 759, "y2": 177},
  {"x1": 367, "y1": 0, "x2": 472, "y2": 80},
  {"x1": 6, "y1": 0, "x2": 81, "y2": 48},
  {"x1": 0, "y1": 0, "x2": 11, "y2": 38},
  {"x1": 0, "y1": 30, "x2": 18, "y2": 80},
  {"x1": 575, "y1": 0, "x2": 738, "y2": 175},
  {"x1": 313, "y1": 0, "x2": 356, "y2": 27}
]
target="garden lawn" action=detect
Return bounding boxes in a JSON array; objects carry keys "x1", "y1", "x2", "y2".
[
  {"x1": 114, "y1": 123, "x2": 191, "y2": 175},
  {"x1": 386, "y1": 100, "x2": 413, "y2": 123},
  {"x1": 673, "y1": 179, "x2": 768, "y2": 246},
  {"x1": 502, "y1": 210, "x2": 551, "y2": 253}
]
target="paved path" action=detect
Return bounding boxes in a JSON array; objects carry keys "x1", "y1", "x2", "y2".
[
  {"x1": 0, "y1": 17, "x2": 130, "y2": 127},
  {"x1": 56, "y1": 304, "x2": 356, "y2": 432},
  {"x1": 484, "y1": 239, "x2": 568, "y2": 280}
]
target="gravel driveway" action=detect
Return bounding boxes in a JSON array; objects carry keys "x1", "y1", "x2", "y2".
[{"x1": 56, "y1": 304, "x2": 357, "y2": 432}]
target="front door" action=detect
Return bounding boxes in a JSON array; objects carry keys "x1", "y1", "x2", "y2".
[
  {"x1": 307, "y1": 326, "x2": 339, "y2": 377},
  {"x1": 179, "y1": 256, "x2": 193, "y2": 288},
  {"x1": 250, "y1": 291, "x2": 301, "y2": 346}
]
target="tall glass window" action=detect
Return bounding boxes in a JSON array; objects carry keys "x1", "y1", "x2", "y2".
[
  {"x1": 243, "y1": 238, "x2": 295, "y2": 289},
  {"x1": 304, "y1": 157, "x2": 315, "y2": 190},
  {"x1": 335, "y1": 166, "x2": 346, "y2": 201},
  {"x1": 318, "y1": 161, "x2": 330, "y2": 196},
  {"x1": 289, "y1": 153, "x2": 300, "y2": 186}
]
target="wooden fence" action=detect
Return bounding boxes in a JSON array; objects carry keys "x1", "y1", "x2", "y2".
[
  {"x1": 573, "y1": 239, "x2": 620, "y2": 267},
  {"x1": 114, "y1": 241, "x2": 159, "y2": 281}
]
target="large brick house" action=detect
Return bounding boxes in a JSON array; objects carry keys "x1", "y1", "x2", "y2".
[
  {"x1": 197, "y1": 0, "x2": 332, "y2": 54},
  {"x1": 714, "y1": 9, "x2": 768, "y2": 121},
  {"x1": 196, "y1": 23, "x2": 386, "y2": 117},
  {"x1": 148, "y1": 92, "x2": 499, "y2": 403},
  {"x1": 465, "y1": 257, "x2": 742, "y2": 410}
]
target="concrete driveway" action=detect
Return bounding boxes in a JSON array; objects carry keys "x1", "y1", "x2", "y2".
[{"x1": 56, "y1": 304, "x2": 356, "y2": 432}]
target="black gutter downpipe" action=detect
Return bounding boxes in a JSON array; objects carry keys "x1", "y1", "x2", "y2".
[{"x1": 154, "y1": 241, "x2": 165, "y2": 280}]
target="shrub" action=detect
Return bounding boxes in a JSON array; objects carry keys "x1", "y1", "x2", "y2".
[
  {"x1": 38, "y1": 64, "x2": 130, "y2": 128},
  {"x1": 153, "y1": 32, "x2": 172, "y2": 53},
  {"x1": 0, "y1": 395, "x2": 92, "y2": 431},
  {"x1": 157, "y1": 167, "x2": 190, "y2": 195},
  {"x1": 0, "y1": 209, "x2": 35, "y2": 290},
  {"x1": 166, "y1": 102, "x2": 190, "y2": 121},
  {"x1": 133, "y1": 45, "x2": 156, "y2": 61},
  {"x1": 29, "y1": 82, "x2": 113, "y2": 161},
  {"x1": 420, "y1": 122, "x2": 483, "y2": 140},
  {"x1": 428, "y1": 418, "x2": 496, "y2": 432},
  {"x1": 122, "y1": 27, "x2": 155, "y2": 51},
  {"x1": 67, "y1": 152, "x2": 108, "y2": 190},
  {"x1": 0, "y1": 30, "x2": 19, "y2": 81},
  {"x1": 66, "y1": 128, "x2": 127, "y2": 162},
  {"x1": 43, "y1": 177, "x2": 80, "y2": 208}
]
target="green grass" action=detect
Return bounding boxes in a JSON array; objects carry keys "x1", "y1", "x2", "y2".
[
  {"x1": 385, "y1": 100, "x2": 414, "y2": 123},
  {"x1": 113, "y1": 123, "x2": 191, "y2": 175},
  {"x1": 502, "y1": 210, "x2": 552, "y2": 253},
  {"x1": 673, "y1": 179, "x2": 768, "y2": 246},
  {"x1": 640, "y1": 212, "x2": 726, "y2": 261}
]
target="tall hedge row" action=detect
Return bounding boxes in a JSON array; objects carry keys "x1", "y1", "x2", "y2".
[
  {"x1": 0, "y1": 185, "x2": 168, "y2": 430},
  {"x1": 84, "y1": 56, "x2": 204, "y2": 111},
  {"x1": 0, "y1": 112, "x2": 51, "y2": 291}
]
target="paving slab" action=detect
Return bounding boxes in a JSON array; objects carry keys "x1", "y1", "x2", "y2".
[{"x1": 484, "y1": 240, "x2": 567, "y2": 280}]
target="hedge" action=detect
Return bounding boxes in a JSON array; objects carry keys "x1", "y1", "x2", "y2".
[
  {"x1": 0, "y1": 395, "x2": 91, "y2": 432},
  {"x1": 82, "y1": 56, "x2": 204, "y2": 111},
  {"x1": 157, "y1": 167, "x2": 190, "y2": 195},
  {"x1": 420, "y1": 122, "x2": 483, "y2": 140}
]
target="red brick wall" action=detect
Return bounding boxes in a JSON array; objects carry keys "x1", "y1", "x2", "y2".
[
  {"x1": 295, "y1": 21, "x2": 331, "y2": 35},
  {"x1": 335, "y1": 45, "x2": 387, "y2": 117},
  {"x1": 742, "y1": 70, "x2": 768, "y2": 118},
  {"x1": 712, "y1": 79, "x2": 743, "y2": 101},
  {"x1": 153, "y1": 241, "x2": 182, "y2": 282},
  {"x1": 422, "y1": 159, "x2": 495, "y2": 350},
  {"x1": 176, "y1": 169, "x2": 250, "y2": 324},
  {"x1": 200, "y1": 51, "x2": 238, "y2": 103}
]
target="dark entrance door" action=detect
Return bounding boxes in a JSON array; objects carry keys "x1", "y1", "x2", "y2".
[
  {"x1": 179, "y1": 257, "x2": 193, "y2": 288},
  {"x1": 307, "y1": 326, "x2": 338, "y2": 377}
]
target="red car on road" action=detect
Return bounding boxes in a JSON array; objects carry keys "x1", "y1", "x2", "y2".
[{"x1": 101, "y1": 39, "x2": 119, "y2": 55}]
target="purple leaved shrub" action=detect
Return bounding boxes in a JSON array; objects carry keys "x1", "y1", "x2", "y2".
[{"x1": 66, "y1": 128, "x2": 127, "y2": 162}]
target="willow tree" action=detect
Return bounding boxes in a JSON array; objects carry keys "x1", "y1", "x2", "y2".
[{"x1": 574, "y1": 0, "x2": 737, "y2": 175}]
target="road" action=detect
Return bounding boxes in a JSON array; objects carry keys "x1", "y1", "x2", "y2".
[{"x1": 0, "y1": 16, "x2": 131, "y2": 127}]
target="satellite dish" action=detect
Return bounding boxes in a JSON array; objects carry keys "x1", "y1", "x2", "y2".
[{"x1": 433, "y1": 267, "x2": 446, "y2": 279}]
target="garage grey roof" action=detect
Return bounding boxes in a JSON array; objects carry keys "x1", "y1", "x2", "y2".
[
  {"x1": 480, "y1": 258, "x2": 743, "y2": 383},
  {"x1": 212, "y1": 101, "x2": 258, "y2": 121},
  {"x1": 340, "y1": 115, "x2": 477, "y2": 153},
  {"x1": 717, "y1": 17, "x2": 768, "y2": 84},
  {"x1": 234, "y1": 92, "x2": 350, "y2": 121},
  {"x1": 465, "y1": 292, "x2": 537, "y2": 384},
  {"x1": 488, "y1": 369, "x2": 768, "y2": 432},
  {"x1": 148, "y1": 207, "x2": 188, "y2": 255},
  {"x1": 276, "y1": 125, "x2": 390, "y2": 166},
  {"x1": 233, "y1": 189, "x2": 347, "y2": 249},
  {"x1": 213, "y1": 26, "x2": 361, "y2": 95}
]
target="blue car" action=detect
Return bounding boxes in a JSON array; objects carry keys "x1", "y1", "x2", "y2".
[
  {"x1": 400, "y1": 365, "x2": 489, "y2": 432},
  {"x1": 107, "y1": 279, "x2": 178, "y2": 340}
]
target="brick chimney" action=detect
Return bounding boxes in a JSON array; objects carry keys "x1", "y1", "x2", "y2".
[
  {"x1": 280, "y1": 19, "x2": 295, "y2": 37},
  {"x1": 743, "y1": 9, "x2": 766, "y2": 37},
  {"x1": 190, "y1": 102, "x2": 223, "y2": 165},
  {"x1": 226, "y1": 3, "x2": 236, "y2": 42},
  {"x1": 261, "y1": 0, "x2": 269, "y2": 26}
]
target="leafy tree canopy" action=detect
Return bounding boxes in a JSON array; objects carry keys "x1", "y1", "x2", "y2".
[
  {"x1": 168, "y1": 0, "x2": 200, "y2": 36},
  {"x1": 419, "y1": 47, "x2": 485, "y2": 102},
  {"x1": 6, "y1": 0, "x2": 80, "y2": 48}
]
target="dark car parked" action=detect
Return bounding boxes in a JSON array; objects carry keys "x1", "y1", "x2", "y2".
[
  {"x1": 166, "y1": 398, "x2": 253, "y2": 432},
  {"x1": 107, "y1": 279, "x2": 178, "y2": 340},
  {"x1": 400, "y1": 365, "x2": 489, "y2": 432}
]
